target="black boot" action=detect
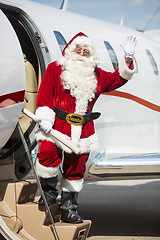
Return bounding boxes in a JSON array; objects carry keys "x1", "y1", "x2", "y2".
[
  {"x1": 38, "y1": 176, "x2": 58, "y2": 206},
  {"x1": 60, "y1": 191, "x2": 83, "y2": 224}
]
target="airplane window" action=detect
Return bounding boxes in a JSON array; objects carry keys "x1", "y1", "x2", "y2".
[
  {"x1": 145, "y1": 49, "x2": 158, "y2": 75},
  {"x1": 53, "y1": 31, "x2": 67, "y2": 53},
  {"x1": 104, "y1": 41, "x2": 119, "y2": 70}
]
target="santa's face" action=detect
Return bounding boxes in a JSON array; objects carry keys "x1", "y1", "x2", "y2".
[{"x1": 74, "y1": 45, "x2": 90, "y2": 58}]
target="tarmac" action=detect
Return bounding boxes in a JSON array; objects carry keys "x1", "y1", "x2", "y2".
[{"x1": 78, "y1": 179, "x2": 160, "y2": 240}]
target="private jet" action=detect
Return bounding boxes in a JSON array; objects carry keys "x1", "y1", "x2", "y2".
[{"x1": 0, "y1": 0, "x2": 160, "y2": 239}]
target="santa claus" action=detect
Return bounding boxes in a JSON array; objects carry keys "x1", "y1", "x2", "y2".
[{"x1": 35, "y1": 32, "x2": 137, "y2": 223}]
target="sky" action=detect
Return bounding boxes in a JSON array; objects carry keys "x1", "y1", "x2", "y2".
[{"x1": 30, "y1": 0, "x2": 160, "y2": 31}]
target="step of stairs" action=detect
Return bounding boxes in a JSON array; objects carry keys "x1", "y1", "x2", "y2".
[{"x1": 0, "y1": 179, "x2": 91, "y2": 240}]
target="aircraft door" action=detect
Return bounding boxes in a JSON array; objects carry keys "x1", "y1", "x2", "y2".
[{"x1": 0, "y1": 9, "x2": 26, "y2": 150}]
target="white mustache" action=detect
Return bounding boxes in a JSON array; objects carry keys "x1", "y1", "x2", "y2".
[{"x1": 73, "y1": 54, "x2": 89, "y2": 62}]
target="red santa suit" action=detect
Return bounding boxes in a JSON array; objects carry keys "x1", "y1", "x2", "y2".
[{"x1": 35, "y1": 32, "x2": 135, "y2": 192}]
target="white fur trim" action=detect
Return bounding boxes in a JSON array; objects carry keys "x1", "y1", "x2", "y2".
[
  {"x1": 35, "y1": 129, "x2": 72, "y2": 153},
  {"x1": 36, "y1": 128, "x2": 98, "y2": 154},
  {"x1": 71, "y1": 125, "x2": 82, "y2": 146},
  {"x1": 79, "y1": 133, "x2": 99, "y2": 154},
  {"x1": 61, "y1": 177, "x2": 84, "y2": 192},
  {"x1": 36, "y1": 127, "x2": 98, "y2": 154},
  {"x1": 35, "y1": 106, "x2": 55, "y2": 125},
  {"x1": 119, "y1": 57, "x2": 136, "y2": 80},
  {"x1": 35, "y1": 161, "x2": 59, "y2": 178},
  {"x1": 72, "y1": 36, "x2": 93, "y2": 47}
]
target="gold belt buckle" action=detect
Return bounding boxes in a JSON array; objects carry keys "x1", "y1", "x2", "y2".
[{"x1": 66, "y1": 113, "x2": 85, "y2": 126}]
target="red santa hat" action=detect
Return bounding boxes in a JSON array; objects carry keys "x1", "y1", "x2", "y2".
[{"x1": 62, "y1": 32, "x2": 95, "y2": 57}]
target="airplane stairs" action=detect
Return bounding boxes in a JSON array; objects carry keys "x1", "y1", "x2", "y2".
[{"x1": 0, "y1": 179, "x2": 91, "y2": 240}]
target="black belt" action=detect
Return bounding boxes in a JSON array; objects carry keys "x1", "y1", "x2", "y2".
[{"x1": 54, "y1": 106, "x2": 101, "y2": 126}]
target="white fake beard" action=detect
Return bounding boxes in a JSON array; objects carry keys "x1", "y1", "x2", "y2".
[{"x1": 60, "y1": 52, "x2": 97, "y2": 115}]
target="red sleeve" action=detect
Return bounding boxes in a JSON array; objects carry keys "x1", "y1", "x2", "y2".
[
  {"x1": 36, "y1": 63, "x2": 56, "y2": 111},
  {"x1": 95, "y1": 68, "x2": 128, "y2": 93}
]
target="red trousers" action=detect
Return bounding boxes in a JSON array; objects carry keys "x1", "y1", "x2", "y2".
[{"x1": 37, "y1": 140, "x2": 89, "y2": 180}]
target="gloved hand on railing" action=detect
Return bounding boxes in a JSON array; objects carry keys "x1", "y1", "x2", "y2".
[{"x1": 40, "y1": 120, "x2": 52, "y2": 133}]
